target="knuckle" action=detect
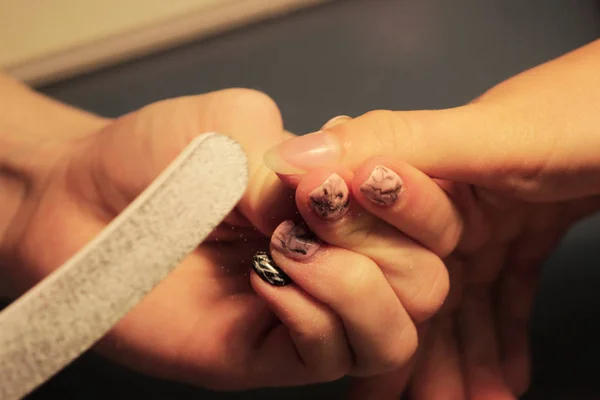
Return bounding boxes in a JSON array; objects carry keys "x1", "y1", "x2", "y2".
[
  {"x1": 416, "y1": 186, "x2": 463, "y2": 258},
  {"x1": 340, "y1": 216, "x2": 380, "y2": 249},
  {"x1": 294, "y1": 325, "x2": 352, "y2": 381},
  {"x1": 436, "y1": 216, "x2": 464, "y2": 257},
  {"x1": 221, "y1": 88, "x2": 283, "y2": 127},
  {"x1": 410, "y1": 254, "x2": 450, "y2": 323},
  {"x1": 335, "y1": 261, "x2": 377, "y2": 304},
  {"x1": 372, "y1": 325, "x2": 418, "y2": 374},
  {"x1": 350, "y1": 313, "x2": 418, "y2": 376},
  {"x1": 359, "y1": 109, "x2": 406, "y2": 154}
]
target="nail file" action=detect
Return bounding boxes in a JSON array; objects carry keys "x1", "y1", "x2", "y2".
[{"x1": 0, "y1": 133, "x2": 248, "y2": 399}]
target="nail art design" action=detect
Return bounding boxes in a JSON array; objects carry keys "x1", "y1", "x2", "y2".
[
  {"x1": 360, "y1": 165, "x2": 403, "y2": 206},
  {"x1": 271, "y1": 220, "x2": 322, "y2": 260},
  {"x1": 252, "y1": 251, "x2": 291, "y2": 286},
  {"x1": 309, "y1": 173, "x2": 350, "y2": 220}
]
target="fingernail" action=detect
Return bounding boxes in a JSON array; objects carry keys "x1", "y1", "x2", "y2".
[
  {"x1": 309, "y1": 173, "x2": 350, "y2": 220},
  {"x1": 360, "y1": 165, "x2": 403, "y2": 206},
  {"x1": 252, "y1": 251, "x2": 291, "y2": 287},
  {"x1": 263, "y1": 131, "x2": 342, "y2": 175},
  {"x1": 271, "y1": 220, "x2": 322, "y2": 260},
  {"x1": 321, "y1": 115, "x2": 351, "y2": 130}
]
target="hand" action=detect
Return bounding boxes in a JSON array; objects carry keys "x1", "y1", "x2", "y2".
[
  {"x1": 264, "y1": 39, "x2": 600, "y2": 398},
  {"x1": 0, "y1": 88, "x2": 449, "y2": 390}
]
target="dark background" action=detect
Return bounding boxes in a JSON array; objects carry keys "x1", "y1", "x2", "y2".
[{"x1": 8, "y1": 0, "x2": 600, "y2": 398}]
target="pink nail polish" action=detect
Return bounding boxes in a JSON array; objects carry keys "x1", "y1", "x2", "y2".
[
  {"x1": 360, "y1": 165, "x2": 403, "y2": 206},
  {"x1": 271, "y1": 220, "x2": 322, "y2": 260},
  {"x1": 309, "y1": 173, "x2": 350, "y2": 220}
]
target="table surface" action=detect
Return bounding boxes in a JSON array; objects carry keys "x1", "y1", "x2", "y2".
[{"x1": 24, "y1": 0, "x2": 600, "y2": 398}]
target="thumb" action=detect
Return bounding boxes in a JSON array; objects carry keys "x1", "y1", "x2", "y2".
[
  {"x1": 263, "y1": 102, "x2": 600, "y2": 202},
  {"x1": 76, "y1": 89, "x2": 293, "y2": 220},
  {"x1": 263, "y1": 105, "x2": 571, "y2": 201}
]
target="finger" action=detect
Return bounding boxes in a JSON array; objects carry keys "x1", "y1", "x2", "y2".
[
  {"x1": 86, "y1": 89, "x2": 285, "y2": 207},
  {"x1": 263, "y1": 106, "x2": 527, "y2": 191},
  {"x1": 497, "y1": 229, "x2": 560, "y2": 396},
  {"x1": 294, "y1": 169, "x2": 449, "y2": 323},
  {"x1": 497, "y1": 270, "x2": 534, "y2": 397},
  {"x1": 262, "y1": 106, "x2": 488, "y2": 176},
  {"x1": 346, "y1": 367, "x2": 412, "y2": 400},
  {"x1": 410, "y1": 316, "x2": 465, "y2": 400},
  {"x1": 439, "y1": 257, "x2": 466, "y2": 315},
  {"x1": 352, "y1": 157, "x2": 463, "y2": 257},
  {"x1": 346, "y1": 356, "x2": 415, "y2": 400},
  {"x1": 346, "y1": 324, "x2": 429, "y2": 400},
  {"x1": 458, "y1": 284, "x2": 516, "y2": 400},
  {"x1": 250, "y1": 271, "x2": 350, "y2": 386},
  {"x1": 253, "y1": 220, "x2": 419, "y2": 377},
  {"x1": 71, "y1": 89, "x2": 298, "y2": 233}
]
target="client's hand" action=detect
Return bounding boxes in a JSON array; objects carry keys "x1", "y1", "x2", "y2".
[{"x1": 264, "y1": 40, "x2": 600, "y2": 398}]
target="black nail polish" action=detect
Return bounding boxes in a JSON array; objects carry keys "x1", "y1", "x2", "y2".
[{"x1": 252, "y1": 251, "x2": 291, "y2": 287}]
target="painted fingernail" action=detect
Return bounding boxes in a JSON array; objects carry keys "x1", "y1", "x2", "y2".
[
  {"x1": 263, "y1": 131, "x2": 342, "y2": 175},
  {"x1": 271, "y1": 220, "x2": 322, "y2": 260},
  {"x1": 309, "y1": 173, "x2": 350, "y2": 220},
  {"x1": 360, "y1": 165, "x2": 403, "y2": 206},
  {"x1": 252, "y1": 251, "x2": 291, "y2": 287},
  {"x1": 321, "y1": 115, "x2": 351, "y2": 129}
]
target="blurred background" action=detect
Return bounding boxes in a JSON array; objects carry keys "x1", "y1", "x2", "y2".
[{"x1": 2, "y1": 0, "x2": 600, "y2": 398}]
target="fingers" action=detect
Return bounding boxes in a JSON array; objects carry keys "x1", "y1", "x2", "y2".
[
  {"x1": 250, "y1": 271, "x2": 350, "y2": 385},
  {"x1": 497, "y1": 230, "x2": 560, "y2": 396},
  {"x1": 294, "y1": 169, "x2": 450, "y2": 323},
  {"x1": 410, "y1": 316, "x2": 465, "y2": 400},
  {"x1": 458, "y1": 286, "x2": 516, "y2": 400},
  {"x1": 251, "y1": 221, "x2": 418, "y2": 378},
  {"x1": 275, "y1": 154, "x2": 466, "y2": 257},
  {"x1": 346, "y1": 359, "x2": 415, "y2": 400},
  {"x1": 352, "y1": 157, "x2": 463, "y2": 257},
  {"x1": 345, "y1": 323, "x2": 431, "y2": 400}
]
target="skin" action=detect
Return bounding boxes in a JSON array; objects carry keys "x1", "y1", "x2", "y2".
[
  {"x1": 0, "y1": 75, "x2": 453, "y2": 390},
  {"x1": 267, "y1": 39, "x2": 600, "y2": 398}
]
